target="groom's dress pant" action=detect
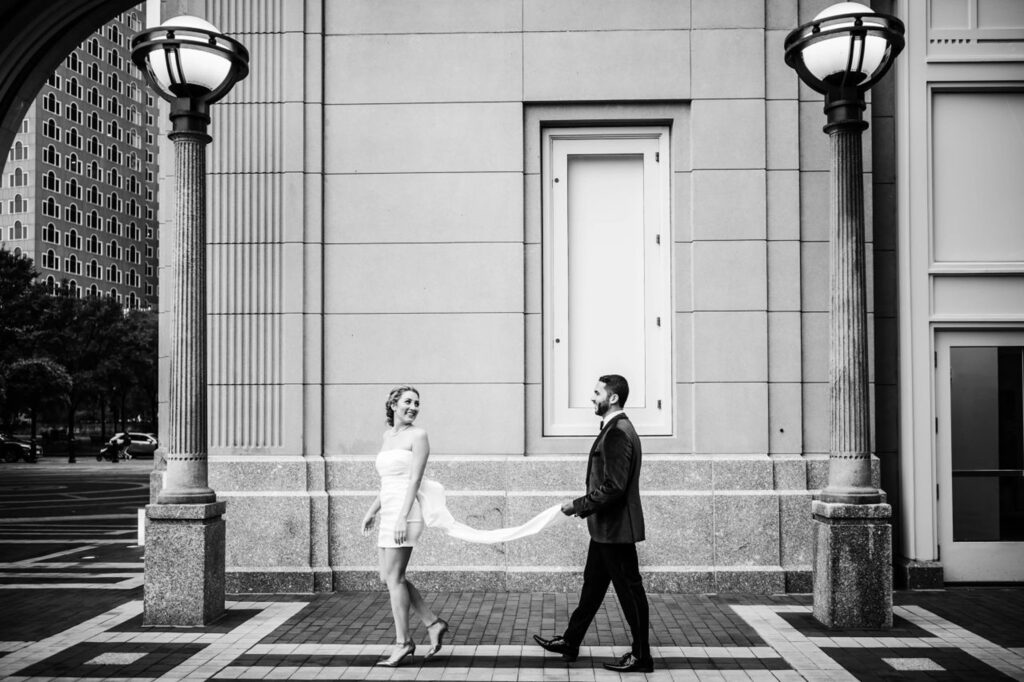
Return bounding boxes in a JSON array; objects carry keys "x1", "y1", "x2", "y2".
[{"x1": 563, "y1": 539, "x2": 650, "y2": 660}]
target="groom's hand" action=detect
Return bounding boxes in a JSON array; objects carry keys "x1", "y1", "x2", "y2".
[{"x1": 560, "y1": 500, "x2": 576, "y2": 516}]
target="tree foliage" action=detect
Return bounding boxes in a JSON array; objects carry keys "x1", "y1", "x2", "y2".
[
  {"x1": 4, "y1": 357, "x2": 72, "y2": 449},
  {"x1": 0, "y1": 248, "x2": 158, "y2": 435}
]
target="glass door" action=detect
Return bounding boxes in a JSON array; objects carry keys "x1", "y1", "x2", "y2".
[{"x1": 936, "y1": 331, "x2": 1024, "y2": 581}]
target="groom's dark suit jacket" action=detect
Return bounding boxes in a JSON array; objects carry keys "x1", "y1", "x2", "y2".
[{"x1": 570, "y1": 413, "x2": 645, "y2": 544}]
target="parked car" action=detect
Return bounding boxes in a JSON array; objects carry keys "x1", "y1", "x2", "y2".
[
  {"x1": 0, "y1": 433, "x2": 40, "y2": 462},
  {"x1": 113, "y1": 432, "x2": 158, "y2": 458}
]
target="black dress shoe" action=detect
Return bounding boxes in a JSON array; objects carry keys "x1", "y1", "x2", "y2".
[
  {"x1": 532, "y1": 634, "x2": 579, "y2": 662},
  {"x1": 602, "y1": 652, "x2": 654, "y2": 673}
]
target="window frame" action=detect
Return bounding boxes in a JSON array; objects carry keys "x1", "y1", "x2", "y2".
[{"x1": 541, "y1": 125, "x2": 674, "y2": 437}]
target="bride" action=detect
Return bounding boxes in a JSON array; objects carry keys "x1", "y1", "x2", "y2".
[{"x1": 361, "y1": 385, "x2": 566, "y2": 667}]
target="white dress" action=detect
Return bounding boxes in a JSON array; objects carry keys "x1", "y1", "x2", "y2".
[
  {"x1": 376, "y1": 448, "x2": 425, "y2": 548},
  {"x1": 375, "y1": 448, "x2": 569, "y2": 548}
]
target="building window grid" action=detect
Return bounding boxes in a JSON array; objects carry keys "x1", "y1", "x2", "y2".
[
  {"x1": 66, "y1": 102, "x2": 82, "y2": 124},
  {"x1": 43, "y1": 92, "x2": 61, "y2": 114},
  {"x1": 64, "y1": 178, "x2": 82, "y2": 199},
  {"x1": 25, "y1": 15, "x2": 159, "y2": 308},
  {"x1": 42, "y1": 250, "x2": 59, "y2": 271},
  {"x1": 42, "y1": 118, "x2": 60, "y2": 140}
]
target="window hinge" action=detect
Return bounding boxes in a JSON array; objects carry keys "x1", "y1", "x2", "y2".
[
  {"x1": 655, "y1": 152, "x2": 660, "y2": 162},
  {"x1": 934, "y1": 351, "x2": 938, "y2": 368},
  {"x1": 656, "y1": 234, "x2": 661, "y2": 245},
  {"x1": 657, "y1": 399, "x2": 662, "y2": 409},
  {"x1": 936, "y1": 484, "x2": 939, "y2": 500},
  {"x1": 935, "y1": 417, "x2": 939, "y2": 433},
  {"x1": 656, "y1": 316, "x2": 661, "y2": 327},
  {"x1": 937, "y1": 544, "x2": 941, "y2": 561}
]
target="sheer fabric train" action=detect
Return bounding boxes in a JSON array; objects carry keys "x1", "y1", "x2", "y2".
[{"x1": 417, "y1": 478, "x2": 570, "y2": 544}]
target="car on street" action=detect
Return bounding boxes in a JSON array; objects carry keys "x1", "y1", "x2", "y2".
[
  {"x1": 0, "y1": 433, "x2": 41, "y2": 462},
  {"x1": 111, "y1": 432, "x2": 158, "y2": 458}
]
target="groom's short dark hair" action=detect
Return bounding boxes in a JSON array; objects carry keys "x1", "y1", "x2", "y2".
[{"x1": 599, "y1": 374, "x2": 629, "y2": 407}]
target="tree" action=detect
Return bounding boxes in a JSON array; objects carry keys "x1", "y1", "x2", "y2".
[
  {"x1": 0, "y1": 249, "x2": 50, "y2": 427},
  {"x1": 3, "y1": 358, "x2": 72, "y2": 456},
  {"x1": 0, "y1": 248, "x2": 159, "y2": 443},
  {"x1": 120, "y1": 309, "x2": 158, "y2": 429},
  {"x1": 35, "y1": 289, "x2": 124, "y2": 456}
]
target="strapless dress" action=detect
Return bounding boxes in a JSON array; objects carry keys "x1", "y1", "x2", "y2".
[{"x1": 374, "y1": 448, "x2": 569, "y2": 547}]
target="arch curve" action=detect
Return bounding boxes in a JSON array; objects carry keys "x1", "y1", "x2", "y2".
[{"x1": 0, "y1": 0, "x2": 142, "y2": 160}]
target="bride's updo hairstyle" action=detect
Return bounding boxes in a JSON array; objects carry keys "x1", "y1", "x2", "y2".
[{"x1": 386, "y1": 385, "x2": 420, "y2": 426}]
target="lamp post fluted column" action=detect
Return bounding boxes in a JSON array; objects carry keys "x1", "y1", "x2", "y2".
[
  {"x1": 161, "y1": 105, "x2": 213, "y2": 504},
  {"x1": 824, "y1": 96, "x2": 880, "y2": 504}
]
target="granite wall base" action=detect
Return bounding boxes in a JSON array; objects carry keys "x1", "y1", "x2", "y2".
[{"x1": 210, "y1": 455, "x2": 874, "y2": 595}]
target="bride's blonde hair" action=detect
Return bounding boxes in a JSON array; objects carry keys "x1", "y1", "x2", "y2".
[{"x1": 385, "y1": 385, "x2": 419, "y2": 426}]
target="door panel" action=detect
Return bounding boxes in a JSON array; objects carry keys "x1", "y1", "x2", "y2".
[{"x1": 936, "y1": 331, "x2": 1024, "y2": 581}]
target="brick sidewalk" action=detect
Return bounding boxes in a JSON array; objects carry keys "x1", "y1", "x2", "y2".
[{"x1": 1, "y1": 586, "x2": 1023, "y2": 680}]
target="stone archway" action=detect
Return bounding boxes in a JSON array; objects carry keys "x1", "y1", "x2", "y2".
[{"x1": 0, "y1": 0, "x2": 141, "y2": 161}]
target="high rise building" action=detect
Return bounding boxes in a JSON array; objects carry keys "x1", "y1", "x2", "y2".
[{"x1": 0, "y1": 6, "x2": 159, "y2": 310}]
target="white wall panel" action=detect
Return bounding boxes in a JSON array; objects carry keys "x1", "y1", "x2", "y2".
[
  {"x1": 324, "y1": 313, "x2": 523, "y2": 384},
  {"x1": 326, "y1": 0, "x2": 522, "y2": 35},
  {"x1": 323, "y1": 243, "x2": 523, "y2": 314},
  {"x1": 325, "y1": 103, "x2": 523, "y2": 174},
  {"x1": 325, "y1": 173, "x2": 523, "y2": 244},
  {"x1": 325, "y1": 33, "x2": 522, "y2": 104},
  {"x1": 524, "y1": 30, "x2": 690, "y2": 101}
]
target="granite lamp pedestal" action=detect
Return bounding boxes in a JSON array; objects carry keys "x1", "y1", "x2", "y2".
[
  {"x1": 812, "y1": 500, "x2": 892, "y2": 630},
  {"x1": 143, "y1": 502, "x2": 227, "y2": 626}
]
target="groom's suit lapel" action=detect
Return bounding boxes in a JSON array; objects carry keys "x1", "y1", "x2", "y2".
[
  {"x1": 591, "y1": 413, "x2": 624, "y2": 451},
  {"x1": 585, "y1": 413, "x2": 626, "y2": 485}
]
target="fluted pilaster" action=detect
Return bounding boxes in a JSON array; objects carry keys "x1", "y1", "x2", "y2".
[{"x1": 160, "y1": 130, "x2": 215, "y2": 505}]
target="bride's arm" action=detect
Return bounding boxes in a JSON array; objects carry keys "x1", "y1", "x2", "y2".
[
  {"x1": 394, "y1": 429, "x2": 430, "y2": 543},
  {"x1": 361, "y1": 494, "x2": 381, "y2": 534}
]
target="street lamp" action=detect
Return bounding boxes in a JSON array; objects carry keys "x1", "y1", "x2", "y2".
[
  {"x1": 785, "y1": 3, "x2": 903, "y2": 504},
  {"x1": 785, "y1": 2, "x2": 904, "y2": 629},
  {"x1": 132, "y1": 16, "x2": 248, "y2": 505},
  {"x1": 131, "y1": 16, "x2": 248, "y2": 626}
]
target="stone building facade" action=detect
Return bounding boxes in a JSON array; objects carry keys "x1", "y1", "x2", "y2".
[{"x1": 152, "y1": 0, "x2": 1024, "y2": 592}]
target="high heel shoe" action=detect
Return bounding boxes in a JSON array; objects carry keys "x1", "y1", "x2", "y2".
[
  {"x1": 376, "y1": 640, "x2": 415, "y2": 667},
  {"x1": 423, "y1": 618, "x2": 449, "y2": 660}
]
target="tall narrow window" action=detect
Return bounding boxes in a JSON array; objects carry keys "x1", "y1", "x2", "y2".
[{"x1": 542, "y1": 126, "x2": 673, "y2": 436}]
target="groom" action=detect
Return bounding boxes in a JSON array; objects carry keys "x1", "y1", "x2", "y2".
[{"x1": 533, "y1": 374, "x2": 653, "y2": 673}]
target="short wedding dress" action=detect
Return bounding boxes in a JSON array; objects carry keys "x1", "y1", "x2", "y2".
[{"x1": 375, "y1": 448, "x2": 568, "y2": 548}]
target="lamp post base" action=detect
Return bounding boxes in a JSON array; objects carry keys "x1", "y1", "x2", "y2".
[
  {"x1": 812, "y1": 500, "x2": 893, "y2": 630},
  {"x1": 143, "y1": 502, "x2": 226, "y2": 626}
]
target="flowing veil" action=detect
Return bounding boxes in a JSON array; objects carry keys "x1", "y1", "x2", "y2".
[{"x1": 416, "y1": 478, "x2": 571, "y2": 544}]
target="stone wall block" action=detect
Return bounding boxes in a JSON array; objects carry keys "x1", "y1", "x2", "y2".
[
  {"x1": 222, "y1": 494, "x2": 310, "y2": 567},
  {"x1": 713, "y1": 494, "x2": 780, "y2": 566},
  {"x1": 780, "y1": 492, "x2": 814, "y2": 567},
  {"x1": 524, "y1": 31, "x2": 690, "y2": 101},
  {"x1": 642, "y1": 494, "x2": 714, "y2": 566},
  {"x1": 692, "y1": 29, "x2": 765, "y2": 99}
]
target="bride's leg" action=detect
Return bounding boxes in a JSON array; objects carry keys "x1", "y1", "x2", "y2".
[
  {"x1": 401, "y1": 521, "x2": 437, "y2": 628},
  {"x1": 382, "y1": 547, "x2": 414, "y2": 644},
  {"x1": 407, "y1": 580, "x2": 437, "y2": 627},
  {"x1": 407, "y1": 581, "x2": 447, "y2": 649}
]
